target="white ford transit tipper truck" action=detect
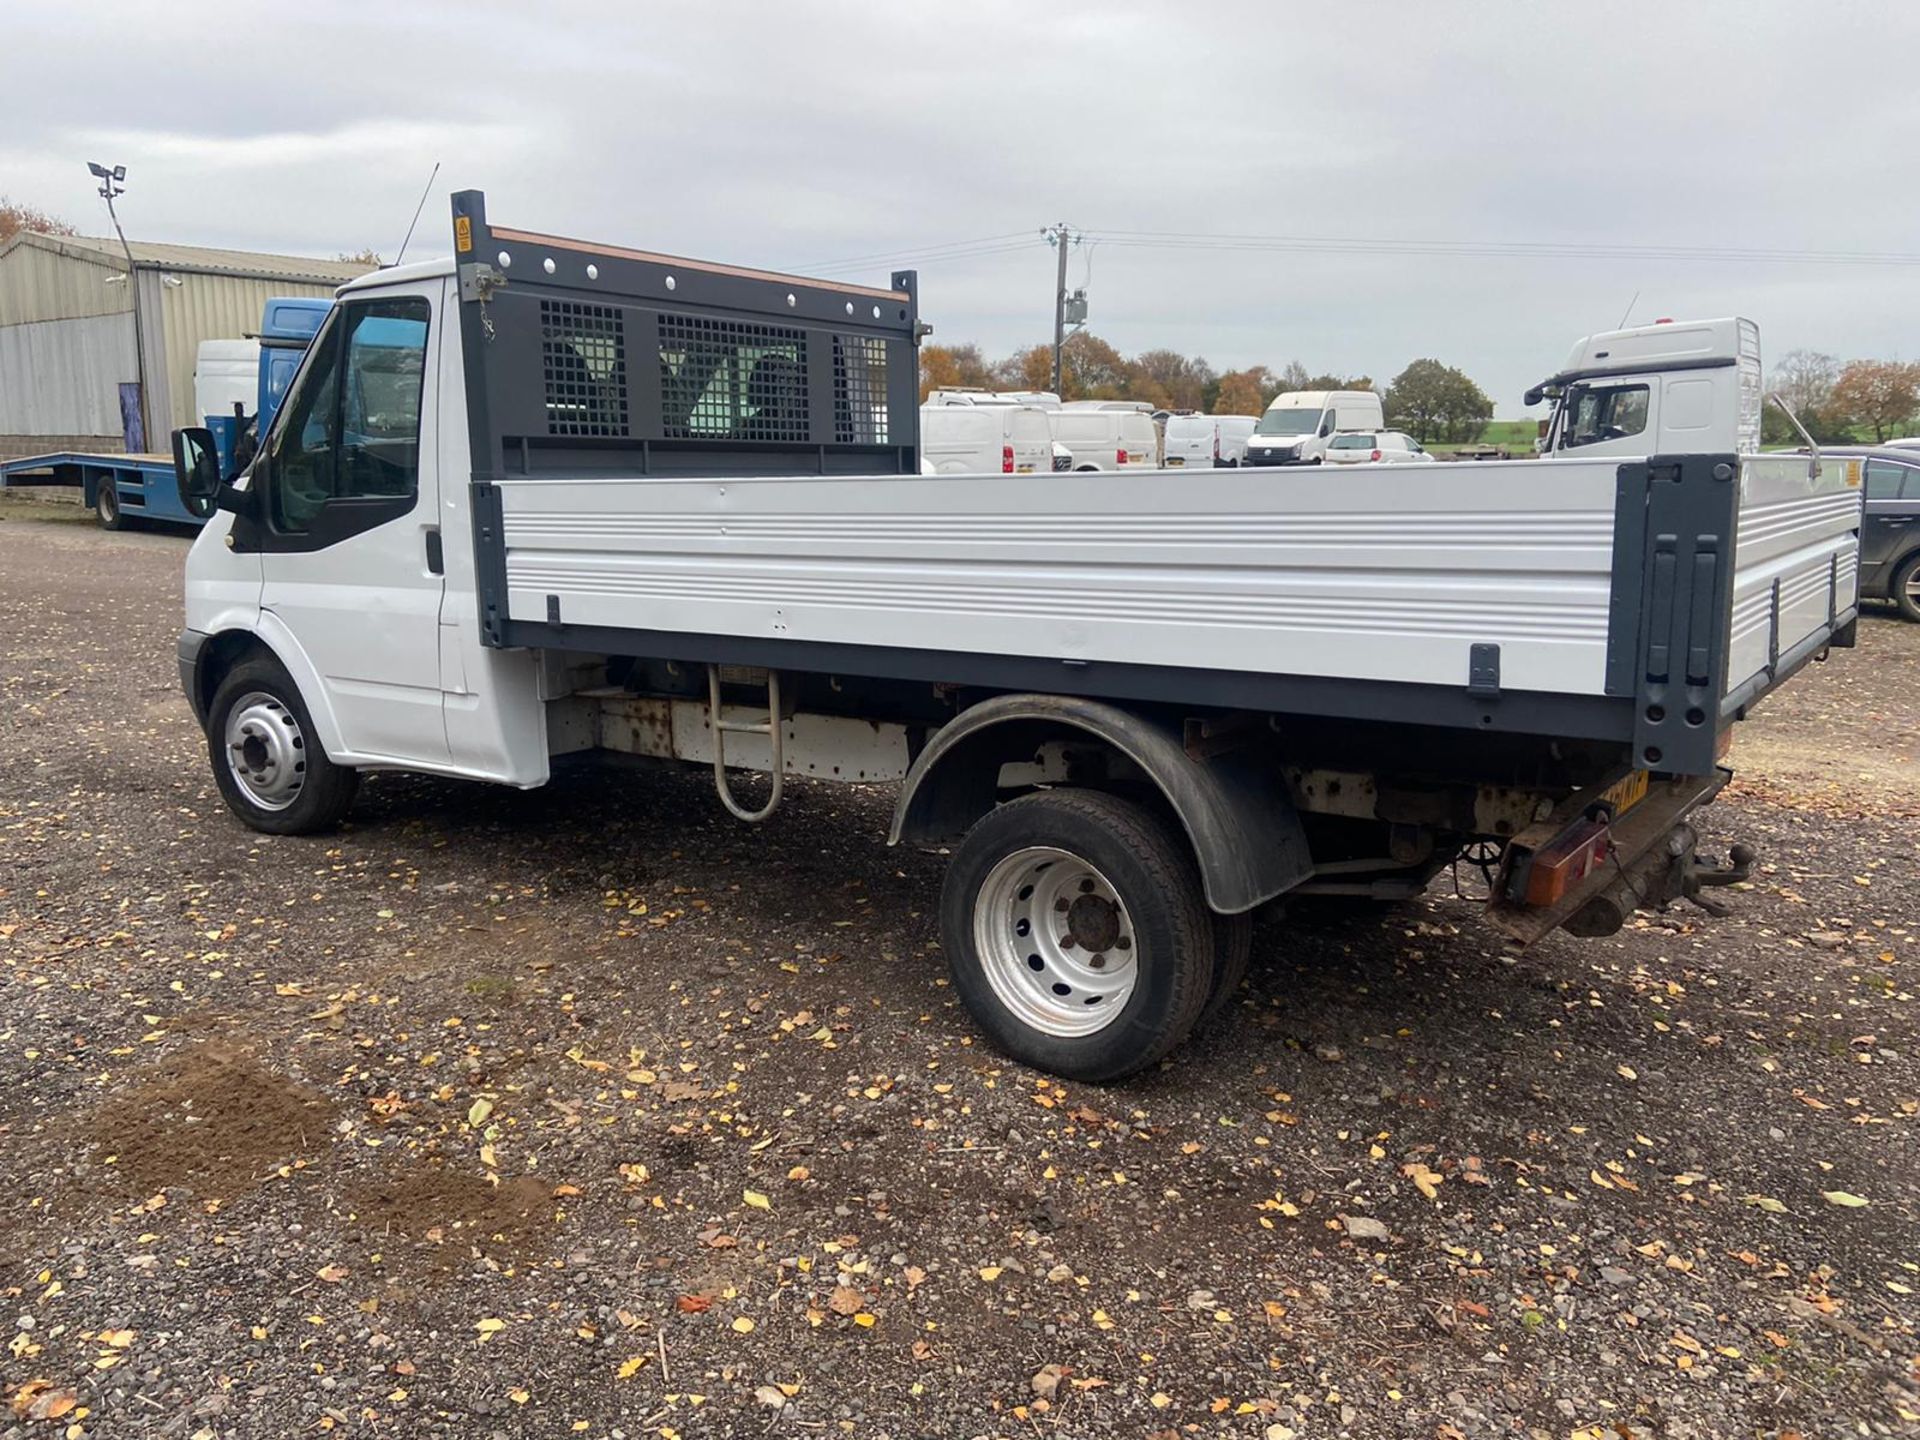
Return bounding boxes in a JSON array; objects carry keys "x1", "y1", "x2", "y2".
[{"x1": 169, "y1": 195, "x2": 1861, "y2": 1082}]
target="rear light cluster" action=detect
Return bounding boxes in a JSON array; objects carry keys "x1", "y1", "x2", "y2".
[
  {"x1": 1517, "y1": 819, "x2": 1610, "y2": 906},
  {"x1": 1116, "y1": 448, "x2": 1129, "y2": 466},
  {"x1": 1371, "y1": 448, "x2": 1382, "y2": 462},
  {"x1": 1001, "y1": 444, "x2": 1014, "y2": 474}
]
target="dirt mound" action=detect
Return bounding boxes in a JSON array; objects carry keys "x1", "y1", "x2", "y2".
[
  {"x1": 87, "y1": 1045, "x2": 333, "y2": 1201},
  {"x1": 346, "y1": 1166, "x2": 555, "y2": 1264}
]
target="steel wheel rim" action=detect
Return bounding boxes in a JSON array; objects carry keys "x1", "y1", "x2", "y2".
[
  {"x1": 223, "y1": 691, "x2": 307, "y2": 811},
  {"x1": 973, "y1": 846, "x2": 1137, "y2": 1037},
  {"x1": 96, "y1": 487, "x2": 117, "y2": 521}
]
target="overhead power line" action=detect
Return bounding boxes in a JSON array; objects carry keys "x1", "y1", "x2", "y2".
[{"x1": 1082, "y1": 227, "x2": 1920, "y2": 267}]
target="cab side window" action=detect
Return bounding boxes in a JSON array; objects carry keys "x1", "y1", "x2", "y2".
[
  {"x1": 265, "y1": 298, "x2": 431, "y2": 535},
  {"x1": 1562, "y1": 384, "x2": 1649, "y2": 449}
]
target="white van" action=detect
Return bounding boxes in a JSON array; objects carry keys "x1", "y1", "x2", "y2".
[
  {"x1": 1050, "y1": 410, "x2": 1157, "y2": 471},
  {"x1": 1163, "y1": 414, "x2": 1260, "y2": 468},
  {"x1": 925, "y1": 388, "x2": 1062, "y2": 409},
  {"x1": 1244, "y1": 389, "x2": 1384, "y2": 467},
  {"x1": 193, "y1": 339, "x2": 263, "y2": 424},
  {"x1": 920, "y1": 404, "x2": 1053, "y2": 475}
]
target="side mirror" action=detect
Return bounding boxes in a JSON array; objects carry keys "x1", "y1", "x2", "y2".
[{"x1": 172, "y1": 427, "x2": 221, "y2": 519}]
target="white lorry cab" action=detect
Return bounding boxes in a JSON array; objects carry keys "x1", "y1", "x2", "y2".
[
  {"x1": 1163, "y1": 414, "x2": 1258, "y2": 468},
  {"x1": 920, "y1": 403, "x2": 1052, "y2": 475},
  {"x1": 1049, "y1": 409, "x2": 1157, "y2": 471},
  {"x1": 193, "y1": 339, "x2": 264, "y2": 425},
  {"x1": 1527, "y1": 316, "x2": 1763, "y2": 459},
  {"x1": 169, "y1": 193, "x2": 1861, "y2": 1083},
  {"x1": 1244, "y1": 389, "x2": 1385, "y2": 467}
]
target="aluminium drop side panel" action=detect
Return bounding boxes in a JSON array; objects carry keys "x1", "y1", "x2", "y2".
[
  {"x1": 492, "y1": 459, "x2": 1623, "y2": 696},
  {"x1": 1723, "y1": 452, "x2": 1862, "y2": 710}
]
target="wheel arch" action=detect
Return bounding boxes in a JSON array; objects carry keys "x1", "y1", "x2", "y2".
[
  {"x1": 889, "y1": 693, "x2": 1312, "y2": 914},
  {"x1": 191, "y1": 621, "x2": 346, "y2": 757}
]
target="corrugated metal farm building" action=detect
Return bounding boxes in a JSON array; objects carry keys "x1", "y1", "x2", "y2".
[{"x1": 0, "y1": 233, "x2": 369, "y2": 460}]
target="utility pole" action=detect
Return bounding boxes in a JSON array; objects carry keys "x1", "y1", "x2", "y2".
[
  {"x1": 1046, "y1": 223, "x2": 1076, "y2": 396},
  {"x1": 88, "y1": 161, "x2": 147, "y2": 450}
]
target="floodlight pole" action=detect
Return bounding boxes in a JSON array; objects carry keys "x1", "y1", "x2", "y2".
[{"x1": 93, "y1": 162, "x2": 149, "y2": 450}]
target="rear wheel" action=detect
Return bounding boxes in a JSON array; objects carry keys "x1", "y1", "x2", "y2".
[
  {"x1": 940, "y1": 789, "x2": 1214, "y2": 1082},
  {"x1": 1895, "y1": 552, "x2": 1920, "y2": 623},
  {"x1": 95, "y1": 483, "x2": 123, "y2": 530},
  {"x1": 1198, "y1": 909, "x2": 1254, "y2": 1029},
  {"x1": 206, "y1": 658, "x2": 358, "y2": 834}
]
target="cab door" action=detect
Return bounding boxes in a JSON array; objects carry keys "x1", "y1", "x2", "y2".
[{"x1": 246, "y1": 281, "x2": 449, "y2": 766}]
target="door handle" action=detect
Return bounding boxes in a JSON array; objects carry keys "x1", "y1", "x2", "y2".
[{"x1": 424, "y1": 526, "x2": 444, "y2": 574}]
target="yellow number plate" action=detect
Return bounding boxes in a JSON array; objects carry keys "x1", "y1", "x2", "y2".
[{"x1": 1598, "y1": 770, "x2": 1649, "y2": 817}]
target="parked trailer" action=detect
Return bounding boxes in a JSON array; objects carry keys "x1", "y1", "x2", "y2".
[
  {"x1": 167, "y1": 192, "x2": 1861, "y2": 1082},
  {"x1": 0, "y1": 296, "x2": 330, "y2": 529}
]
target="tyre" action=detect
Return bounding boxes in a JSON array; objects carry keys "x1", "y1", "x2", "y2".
[
  {"x1": 1198, "y1": 909, "x2": 1254, "y2": 1030},
  {"x1": 205, "y1": 658, "x2": 358, "y2": 834},
  {"x1": 1895, "y1": 552, "x2": 1920, "y2": 623},
  {"x1": 95, "y1": 483, "x2": 124, "y2": 531},
  {"x1": 940, "y1": 789, "x2": 1214, "y2": 1082}
]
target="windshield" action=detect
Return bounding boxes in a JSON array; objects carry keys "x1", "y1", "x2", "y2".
[{"x1": 1255, "y1": 407, "x2": 1324, "y2": 437}]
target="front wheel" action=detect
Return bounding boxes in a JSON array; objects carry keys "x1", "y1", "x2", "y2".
[
  {"x1": 95, "y1": 483, "x2": 124, "y2": 531},
  {"x1": 1894, "y1": 552, "x2": 1920, "y2": 623},
  {"x1": 205, "y1": 658, "x2": 358, "y2": 834},
  {"x1": 940, "y1": 789, "x2": 1214, "y2": 1082}
]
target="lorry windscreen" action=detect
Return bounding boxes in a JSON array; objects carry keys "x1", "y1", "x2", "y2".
[{"x1": 1255, "y1": 409, "x2": 1322, "y2": 437}]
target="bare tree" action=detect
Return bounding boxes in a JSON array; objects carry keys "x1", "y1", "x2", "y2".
[{"x1": 1768, "y1": 348, "x2": 1839, "y2": 418}]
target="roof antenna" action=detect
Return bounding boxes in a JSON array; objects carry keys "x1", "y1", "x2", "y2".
[
  {"x1": 394, "y1": 161, "x2": 441, "y2": 267},
  {"x1": 1615, "y1": 289, "x2": 1640, "y2": 330}
]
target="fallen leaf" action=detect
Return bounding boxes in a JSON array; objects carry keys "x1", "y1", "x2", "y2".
[
  {"x1": 1617, "y1": 1064, "x2": 1638, "y2": 1081},
  {"x1": 754, "y1": 1385, "x2": 786, "y2": 1410},
  {"x1": 1822, "y1": 1190, "x2": 1870, "y2": 1208},
  {"x1": 826, "y1": 1286, "x2": 863, "y2": 1316},
  {"x1": 731, "y1": 1316, "x2": 755, "y2": 1334},
  {"x1": 676, "y1": 1294, "x2": 713, "y2": 1314},
  {"x1": 315, "y1": 1264, "x2": 349, "y2": 1285},
  {"x1": 616, "y1": 1356, "x2": 648, "y2": 1379},
  {"x1": 1402, "y1": 1161, "x2": 1441, "y2": 1200},
  {"x1": 1743, "y1": 1194, "x2": 1788, "y2": 1214},
  {"x1": 467, "y1": 1098, "x2": 494, "y2": 1126},
  {"x1": 743, "y1": 1189, "x2": 771, "y2": 1211},
  {"x1": 978, "y1": 1266, "x2": 1004, "y2": 1282}
]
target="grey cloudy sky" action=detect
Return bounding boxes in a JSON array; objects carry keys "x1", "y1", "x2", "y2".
[{"x1": 4, "y1": 0, "x2": 1916, "y2": 413}]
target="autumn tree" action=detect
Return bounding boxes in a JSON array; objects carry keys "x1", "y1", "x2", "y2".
[
  {"x1": 336, "y1": 247, "x2": 384, "y2": 267},
  {"x1": 1831, "y1": 358, "x2": 1920, "y2": 442},
  {"x1": 1129, "y1": 349, "x2": 1215, "y2": 412},
  {"x1": 1212, "y1": 367, "x2": 1272, "y2": 416},
  {"x1": 993, "y1": 345, "x2": 1056, "y2": 395},
  {"x1": 0, "y1": 196, "x2": 77, "y2": 245},
  {"x1": 919, "y1": 342, "x2": 995, "y2": 401},
  {"x1": 1385, "y1": 358, "x2": 1492, "y2": 443},
  {"x1": 1060, "y1": 332, "x2": 1129, "y2": 399}
]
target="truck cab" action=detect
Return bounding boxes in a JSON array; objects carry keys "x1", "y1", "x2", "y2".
[{"x1": 1527, "y1": 316, "x2": 1763, "y2": 458}]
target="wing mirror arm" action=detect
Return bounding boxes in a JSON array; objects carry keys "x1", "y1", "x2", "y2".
[{"x1": 1766, "y1": 392, "x2": 1820, "y2": 478}]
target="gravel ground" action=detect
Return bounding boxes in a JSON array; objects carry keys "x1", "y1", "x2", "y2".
[{"x1": 1, "y1": 504, "x2": 1915, "y2": 1440}]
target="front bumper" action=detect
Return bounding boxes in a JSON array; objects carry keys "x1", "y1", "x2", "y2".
[
  {"x1": 1242, "y1": 449, "x2": 1312, "y2": 468},
  {"x1": 178, "y1": 628, "x2": 210, "y2": 725}
]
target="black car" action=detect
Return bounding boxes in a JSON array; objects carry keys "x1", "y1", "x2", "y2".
[{"x1": 1806, "y1": 447, "x2": 1920, "y2": 621}]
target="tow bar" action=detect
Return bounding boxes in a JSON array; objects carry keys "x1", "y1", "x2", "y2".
[{"x1": 1562, "y1": 825, "x2": 1754, "y2": 937}]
